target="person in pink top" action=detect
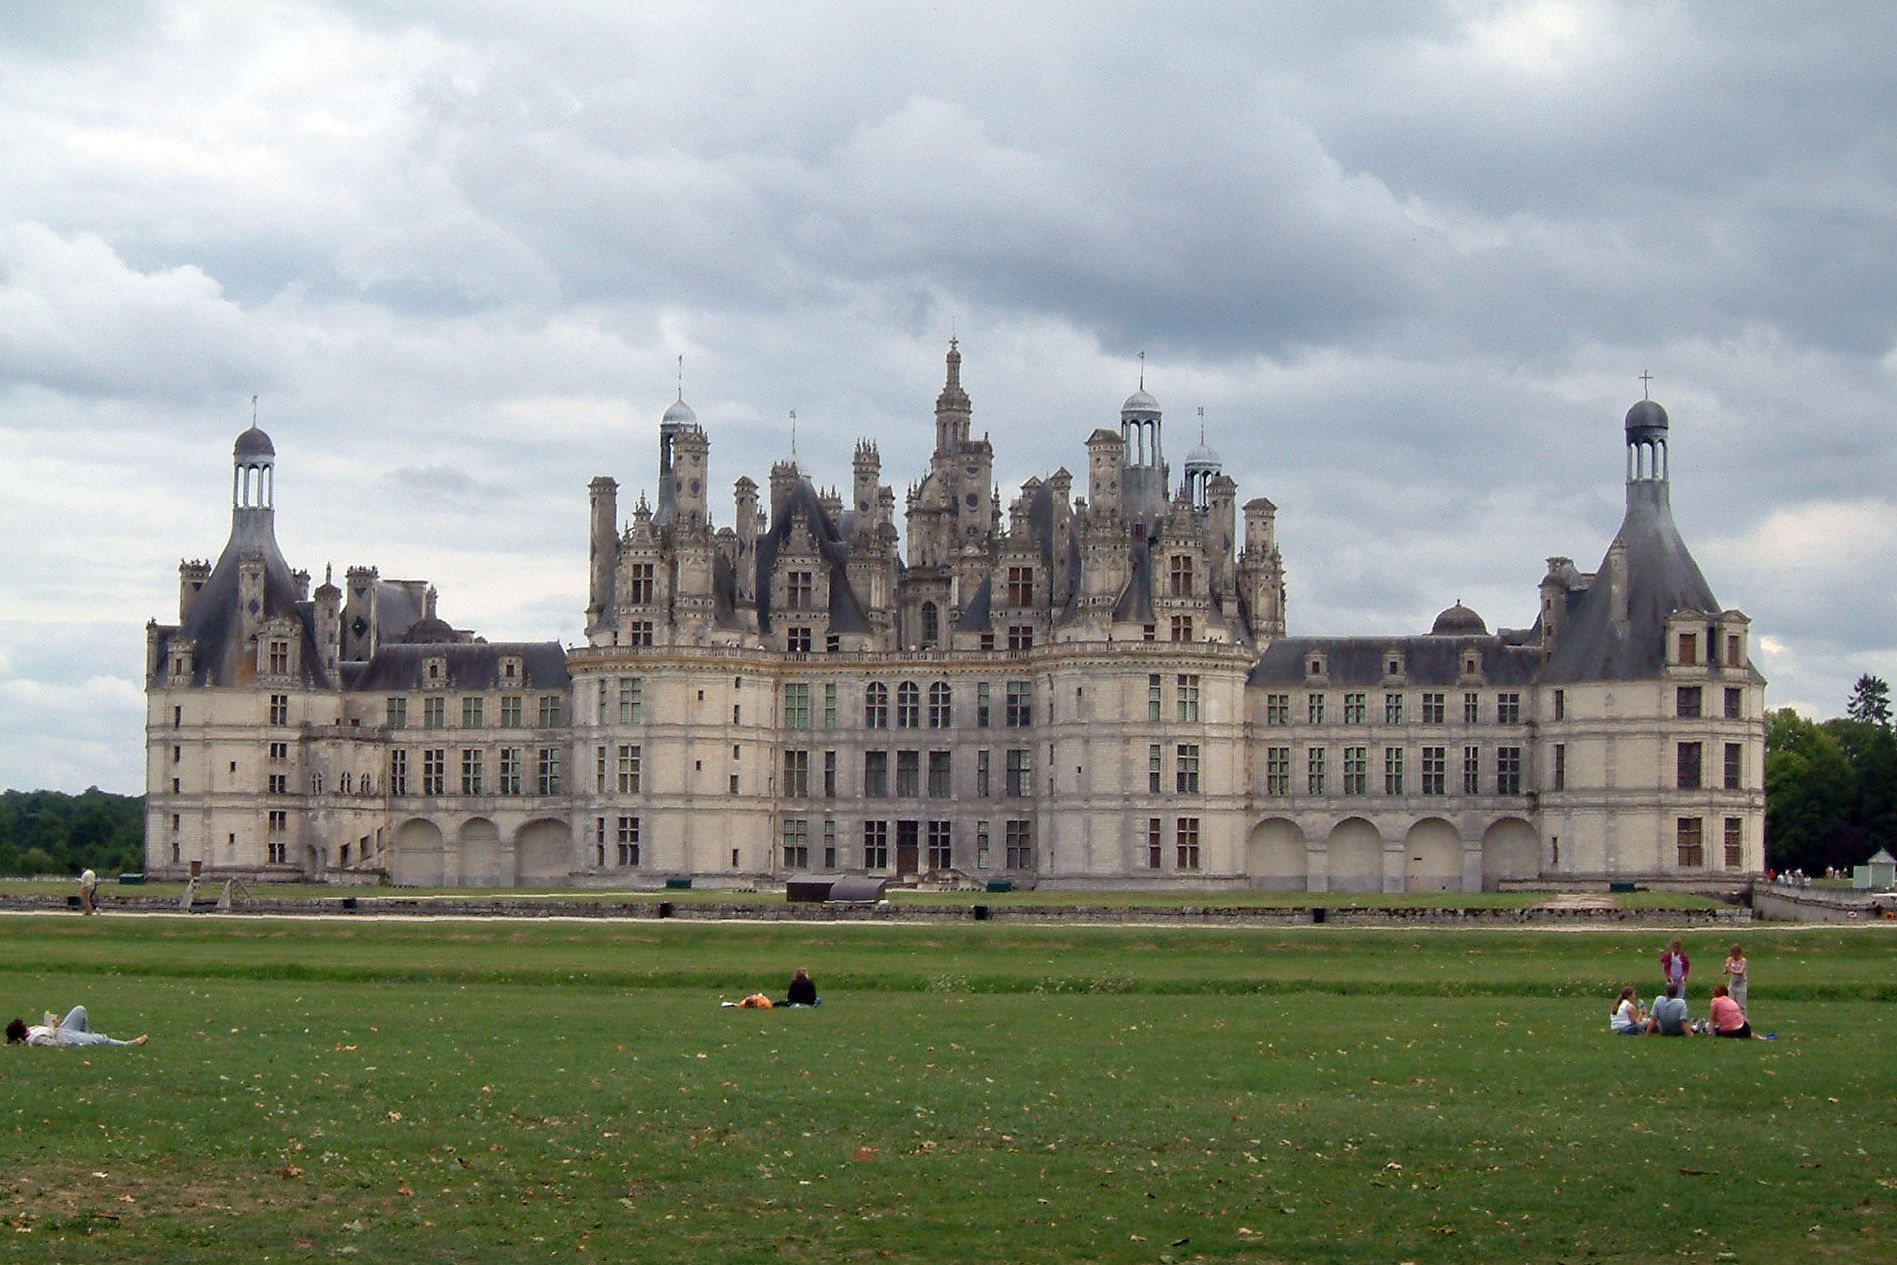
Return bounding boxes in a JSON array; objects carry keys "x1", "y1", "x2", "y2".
[
  {"x1": 1709, "y1": 984, "x2": 1754, "y2": 1039},
  {"x1": 1659, "y1": 939, "x2": 1689, "y2": 1002}
]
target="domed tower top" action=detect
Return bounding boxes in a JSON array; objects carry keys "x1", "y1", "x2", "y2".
[
  {"x1": 1429, "y1": 600, "x2": 1488, "y2": 636},
  {"x1": 1625, "y1": 374, "x2": 1669, "y2": 484},
  {"x1": 232, "y1": 400, "x2": 276, "y2": 513},
  {"x1": 1181, "y1": 407, "x2": 1221, "y2": 510},
  {"x1": 934, "y1": 337, "x2": 972, "y2": 456}
]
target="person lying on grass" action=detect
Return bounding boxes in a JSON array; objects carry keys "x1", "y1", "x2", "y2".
[
  {"x1": 1610, "y1": 987, "x2": 1646, "y2": 1035},
  {"x1": 6, "y1": 1006, "x2": 148, "y2": 1048}
]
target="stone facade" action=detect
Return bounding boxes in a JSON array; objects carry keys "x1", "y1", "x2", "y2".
[{"x1": 144, "y1": 348, "x2": 1765, "y2": 889}]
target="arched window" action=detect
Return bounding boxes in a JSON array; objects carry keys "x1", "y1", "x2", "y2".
[
  {"x1": 865, "y1": 682, "x2": 888, "y2": 729},
  {"x1": 920, "y1": 602, "x2": 939, "y2": 647},
  {"x1": 928, "y1": 681, "x2": 952, "y2": 728},
  {"x1": 897, "y1": 681, "x2": 921, "y2": 728}
]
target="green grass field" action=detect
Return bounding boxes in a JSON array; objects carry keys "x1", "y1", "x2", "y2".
[{"x1": 1, "y1": 916, "x2": 1889, "y2": 1263}]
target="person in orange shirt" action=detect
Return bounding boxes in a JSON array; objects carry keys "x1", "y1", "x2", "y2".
[{"x1": 1709, "y1": 984, "x2": 1754, "y2": 1039}]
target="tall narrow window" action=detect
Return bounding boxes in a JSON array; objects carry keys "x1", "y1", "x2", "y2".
[{"x1": 1176, "y1": 675, "x2": 1200, "y2": 723}]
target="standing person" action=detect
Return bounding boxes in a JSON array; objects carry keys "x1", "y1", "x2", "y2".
[
  {"x1": 6, "y1": 1007, "x2": 147, "y2": 1048},
  {"x1": 1659, "y1": 939, "x2": 1690, "y2": 1003},
  {"x1": 1724, "y1": 944, "x2": 1749, "y2": 1016},
  {"x1": 1610, "y1": 987, "x2": 1645, "y2": 1036},
  {"x1": 78, "y1": 868, "x2": 97, "y2": 915}
]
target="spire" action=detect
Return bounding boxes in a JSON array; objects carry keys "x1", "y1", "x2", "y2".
[{"x1": 934, "y1": 336, "x2": 971, "y2": 455}]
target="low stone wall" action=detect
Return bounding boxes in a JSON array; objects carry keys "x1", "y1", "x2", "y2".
[{"x1": 1751, "y1": 886, "x2": 1897, "y2": 924}]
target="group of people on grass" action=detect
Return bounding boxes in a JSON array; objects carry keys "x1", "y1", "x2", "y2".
[
  {"x1": 725, "y1": 967, "x2": 821, "y2": 1009},
  {"x1": 1611, "y1": 939, "x2": 1762, "y2": 1039}
]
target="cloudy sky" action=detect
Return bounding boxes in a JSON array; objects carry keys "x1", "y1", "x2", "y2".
[{"x1": 2, "y1": 1, "x2": 1894, "y2": 794}]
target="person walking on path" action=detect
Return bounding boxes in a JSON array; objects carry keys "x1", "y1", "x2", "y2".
[
  {"x1": 1724, "y1": 944, "x2": 1749, "y2": 1016},
  {"x1": 1659, "y1": 939, "x2": 1690, "y2": 1003},
  {"x1": 78, "y1": 868, "x2": 97, "y2": 915}
]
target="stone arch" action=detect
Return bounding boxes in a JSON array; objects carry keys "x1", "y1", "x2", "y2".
[
  {"x1": 391, "y1": 817, "x2": 445, "y2": 887},
  {"x1": 514, "y1": 818, "x2": 572, "y2": 885},
  {"x1": 457, "y1": 817, "x2": 503, "y2": 888},
  {"x1": 1481, "y1": 817, "x2": 1540, "y2": 890},
  {"x1": 1247, "y1": 817, "x2": 1307, "y2": 891},
  {"x1": 1326, "y1": 817, "x2": 1383, "y2": 892},
  {"x1": 1404, "y1": 817, "x2": 1463, "y2": 892}
]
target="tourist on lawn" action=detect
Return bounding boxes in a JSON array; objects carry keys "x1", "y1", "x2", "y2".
[
  {"x1": 784, "y1": 966, "x2": 820, "y2": 1007},
  {"x1": 78, "y1": 867, "x2": 97, "y2": 915},
  {"x1": 1709, "y1": 985, "x2": 1755, "y2": 1039},
  {"x1": 1648, "y1": 982, "x2": 1694, "y2": 1036},
  {"x1": 1724, "y1": 944, "x2": 1749, "y2": 1015},
  {"x1": 1659, "y1": 939, "x2": 1690, "y2": 1002},
  {"x1": 6, "y1": 1006, "x2": 147, "y2": 1048},
  {"x1": 1610, "y1": 987, "x2": 1646, "y2": 1035}
]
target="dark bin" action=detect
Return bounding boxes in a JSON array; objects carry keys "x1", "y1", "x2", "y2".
[
  {"x1": 1310, "y1": 906, "x2": 1327, "y2": 924},
  {"x1": 341, "y1": 896, "x2": 358, "y2": 911},
  {"x1": 665, "y1": 877, "x2": 694, "y2": 890},
  {"x1": 972, "y1": 904, "x2": 991, "y2": 921},
  {"x1": 1609, "y1": 881, "x2": 1638, "y2": 893},
  {"x1": 118, "y1": 873, "x2": 145, "y2": 885},
  {"x1": 985, "y1": 878, "x2": 1014, "y2": 893},
  {"x1": 657, "y1": 901, "x2": 675, "y2": 919},
  {"x1": 67, "y1": 895, "x2": 82, "y2": 909},
  {"x1": 787, "y1": 880, "x2": 834, "y2": 903}
]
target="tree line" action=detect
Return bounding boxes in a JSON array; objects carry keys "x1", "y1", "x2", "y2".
[
  {"x1": 0, "y1": 788, "x2": 144, "y2": 878},
  {"x1": 2, "y1": 678, "x2": 1893, "y2": 880}
]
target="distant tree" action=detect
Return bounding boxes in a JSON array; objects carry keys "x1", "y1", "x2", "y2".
[
  {"x1": 1765, "y1": 709, "x2": 1857, "y2": 873},
  {"x1": 1847, "y1": 674, "x2": 1892, "y2": 727},
  {"x1": 0, "y1": 788, "x2": 145, "y2": 877}
]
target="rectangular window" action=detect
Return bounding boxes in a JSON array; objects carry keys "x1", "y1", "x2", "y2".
[
  {"x1": 500, "y1": 696, "x2": 523, "y2": 728},
  {"x1": 1497, "y1": 746, "x2": 1522, "y2": 795},
  {"x1": 462, "y1": 696, "x2": 484, "y2": 728},
  {"x1": 424, "y1": 696, "x2": 445, "y2": 729},
  {"x1": 628, "y1": 620, "x2": 655, "y2": 646},
  {"x1": 618, "y1": 744, "x2": 641, "y2": 793},
  {"x1": 823, "y1": 750, "x2": 837, "y2": 799},
  {"x1": 1343, "y1": 693, "x2": 1365, "y2": 724},
  {"x1": 784, "y1": 683, "x2": 810, "y2": 728},
  {"x1": 864, "y1": 751, "x2": 888, "y2": 798},
  {"x1": 863, "y1": 820, "x2": 889, "y2": 870},
  {"x1": 270, "y1": 694, "x2": 290, "y2": 725},
  {"x1": 928, "y1": 750, "x2": 952, "y2": 798},
  {"x1": 976, "y1": 749, "x2": 991, "y2": 798},
  {"x1": 1464, "y1": 692, "x2": 1480, "y2": 724},
  {"x1": 1677, "y1": 816, "x2": 1704, "y2": 866},
  {"x1": 1676, "y1": 686, "x2": 1702, "y2": 718},
  {"x1": 976, "y1": 682, "x2": 992, "y2": 728},
  {"x1": 1175, "y1": 743, "x2": 1200, "y2": 794},
  {"x1": 1005, "y1": 820, "x2": 1033, "y2": 869},
  {"x1": 1552, "y1": 688, "x2": 1565, "y2": 722},
  {"x1": 1176, "y1": 675, "x2": 1201, "y2": 723},
  {"x1": 781, "y1": 819, "x2": 809, "y2": 869},
  {"x1": 1148, "y1": 743, "x2": 1163, "y2": 794},
  {"x1": 1175, "y1": 818, "x2": 1201, "y2": 870},
  {"x1": 1723, "y1": 687, "x2": 1742, "y2": 720},
  {"x1": 1267, "y1": 693, "x2": 1289, "y2": 725},
  {"x1": 1006, "y1": 681, "x2": 1033, "y2": 727},
  {"x1": 1266, "y1": 746, "x2": 1290, "y2": 795},
  {"x1": 618, "y1": 678, "x2": 644, "y2": 724},
  {"x1": 896, "y1": 683, "x2": 920, "y2": 729},
  {"x1": 1343, "y1": 746, "x2": 1367, "y2": 795},
  {"x1": 461, "y1": 748, "x2": 483, "y2": 795},
  {"x1": 1723, "y1": 817, "x2": 1743, "y2": 869},
  {"x1": 1007, "y1": 565, "x2": 1034, "y2": 606},
  {"x1": 1383, "y1": 746, "x2": 1404, "y2": 794},
  {"x1": 1007, "y1": 624, "x2": 1034, "y2": 651},
  {"x1": 499, "y1": 748, "x2": 522, "y2": 795},
  {"x1": 1006, "y1": 748, "x2": 1032, "y2": 797},
  {"x1": 896, "y1": 750, "x2": 920, "y2": 797},
  {"x1": 538, "y1": 696, "x2": 563, "y2": 728},
  {"x1": 1677, "y1": 741, "x2": 1702, "y2": 790},
  {"x1": 1148, "y1": 675, "x2": 1163, "y2": 722},
  {"x1": 1678, "y1": 632, "x2": 1699, "y2": 666},
  {"x1": 926, "y1": 820, "x2": 953, "y2": 870},
  {"x1": 975, "y1": 820, "x2": 991, "y2": 869},
  {"x1": 536, "y1": 747, "x2": 561, "y2": 795},
  {"x1": 1552, "y1": 743, "x2": 1566, "y2": 791},
  {"x1": 627, "y1": 563, "x2": 655, "y2": 605},
  {"x1": 1463, "y1": 745, "x2": 1481, "y2": 794},
  {"x1": 1496, "y1": 693, "x2": 1520, "y2": 725},
  {"x1": 1421, "y1": 746, "x2": 1445, "y2": 795},
  {"x1": 786, "y1": 570, "x2": 814, "y2": 610},
  {"x1": 595, "y1": 744, "x2": 608, "y2": 793},
  {"x1": 1169, "y1": 554, "x2": 1193, "y2": 597},
  {"x1": 268, "y1": 741, "x2": 287, "y2": 761},
  {"x1": 1723, "y1": 742, "x2": 1742, "y2": 790},
  {"x1": 823, "y1": 820, "x2": 838, "y2": 869},
  {"x1": 1726, "y1": 633, "x2": 1741, "y2": 665},
  {"x1": 267, "y1": 773, "x2": 288, "y2": 795},
  {"x1": 1169, "y1": 615, "x2": 1193, "y2": 642},
  {"x1": 1421, "y1": 692, "x2": 1444, "y2": 724},
  {"x1": 422, "y1": 748, "x2": 444, "y2": 796},
  {"x1": 268, "y1": 640, "x2": 289, "y2": 675},
  {"x1": 1146, "y1": 817, "x2": 1163, "y2": 869},
  {"x1": 928, "y1": 683, "x2": 951, "y2": 729},
  {"x1": 1307, "y1": 692, "x2": 1325, "y2": 724},
  {"x1": 1385, "y1": 692, "x2": 1404, "y2": 725},
  {"x1": 616, "y1": 816, "x2": 641, "y2": 867},
  {"x1": 1307, "y1": 747, "x2": 1327, "y2": 795},
  {"x1": 783, "y1": 749, "x2": 809, "y2": 798}
]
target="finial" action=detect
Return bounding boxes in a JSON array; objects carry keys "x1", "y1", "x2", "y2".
[
  {"x1": 251, "y1": 394, "x2": 258, "y2": 425},
  {"x1": 1197, "y1": 405, "x2": 1206, "y2": 445},
  {"x1": 677, "y1": 354, "x2": 684, "y2": 402},
  {"x1": 324, "y1": 563, "x2": 333, "y2": 584},
  {"x1": 789, "y1": 409, "x2": 798, "y2": 463},
  {"x1": 1138, "y1": 351, "x2": 1146, "y2": 390},
  {"x1": 1639, "y1": 369, "x2": 1653, "y2": 400}
]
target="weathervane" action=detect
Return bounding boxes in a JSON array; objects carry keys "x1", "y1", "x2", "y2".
[
  {"x1": 1138, "y1": 351, "x2": 1146, "y2": 390},
  {"x1": 1639, "y1": 370, "x2": 1653, "y2": 400},
  {"x1": 1197, "y1": 405, "x2": 1206, "y2": 445},
  {"x1": 677, "y1": 354, "x2": 684, "y2": 401},
  {"x1": 789, "y1": 409, "x2": 798, "y2": 463},
  {"x1": 251, "y1": 394, "x2": 258, "y2": 425}
]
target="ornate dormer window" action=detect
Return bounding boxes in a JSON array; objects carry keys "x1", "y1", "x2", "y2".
[
  {"x1": 257, "y1": 618, "x2": 301, "y2": 681},
  {"x1": 1305, "y1": 651, "x2": 1327, "y2": 683},
  {"x1": 500, "y1": 655, "x2": 522, "y2": 682},
  {"x1": 423, "y1": 655, "x2": 448, "y2": 688},
  {"x1": 1459, "y1": 649, "x2": 1485, "y2": 684},
  {"x1": 1382, "y1": 649, "x2": 1405, "y2": 683}
]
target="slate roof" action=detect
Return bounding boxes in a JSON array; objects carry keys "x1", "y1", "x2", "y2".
[
  {"x1": 157, "y1": 506, "x2": 322, "y2": 688},
  {"x1": 753, "y1": 476, "x2": 871, "y2": 634},
  {"x1": 1249, "y1": 634, "x2": 1541, "y2": 688},
  {"x1": 343, "y1": 642, "x2": 571, "y2": 691}
]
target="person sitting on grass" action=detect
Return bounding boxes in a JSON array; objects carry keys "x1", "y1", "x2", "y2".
[
  {"x1": 1709, "y1": 984, "x2": 1756, "y2": 1039},
  {"x1": 1610, "y1": 987, "x2": 1646, "y2": 1035},
  {"x1": 6, "y1": 1006, "x2": 147, "y2": 1048},
  {"x1": 1647, "y1": 982, "x2": 1694, "y2": 1036},
  {"x1": 783, "y1": 966, "x2": 820, "y2": 1007}
]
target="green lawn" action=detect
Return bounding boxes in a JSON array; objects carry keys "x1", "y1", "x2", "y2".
[{"x1": 1, "y1": 917, "x2": 1889, "y2": 1263}]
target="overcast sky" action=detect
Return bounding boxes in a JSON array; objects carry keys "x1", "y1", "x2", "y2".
[{"x1": 3, "y1": 1, "x2": 1894, "y2": 795}]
